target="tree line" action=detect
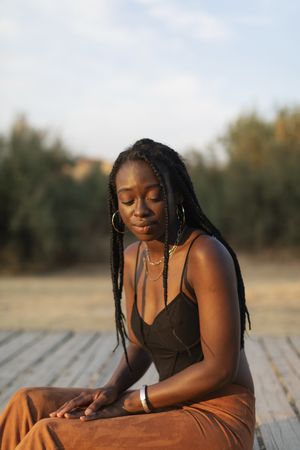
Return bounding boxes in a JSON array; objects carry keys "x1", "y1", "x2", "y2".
[
  {"x1": 0, "y1": 108, "x2": 299, "y2": 271},
  {"x1": 187, "y1": 107, "x2": 300, "y2": 251}
]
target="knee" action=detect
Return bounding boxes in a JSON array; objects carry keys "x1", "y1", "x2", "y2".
[
  {"x1": 17, "y1": 419, "x2": 60, "y2": 449},
  {"x1": 28, "y1": 418, "x2": 60, "y2": 440},
  {"x1": 12, "y1": 387, "x2": 43, "y2": 403},
  {"x1": 10, "y1": 387, "x2": 52, "y2": 413},
  {"x1": 31, "y1": 418, "x2": 56, "y2": 432},
  {"x1": 10, "y1": 387, "x2": 32, "y2": 404}
]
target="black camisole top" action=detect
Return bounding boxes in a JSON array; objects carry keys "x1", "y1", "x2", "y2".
[{"x1": 131, "y1": 234, "x2": 204, "y2": 381}]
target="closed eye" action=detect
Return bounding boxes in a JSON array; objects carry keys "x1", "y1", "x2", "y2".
[
  {"x1": 149, "y1": 197, "x2": 162, "y2": 202},
  {"x1": 121, "y1": 200, "x2": 134, "y2": 205}
]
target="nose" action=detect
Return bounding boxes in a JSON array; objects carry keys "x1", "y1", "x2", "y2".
[{"x1": 133, "y1": 198, "x2": 150, "y2": 217}]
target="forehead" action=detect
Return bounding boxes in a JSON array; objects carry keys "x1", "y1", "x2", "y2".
[{"x1": 115, "y1": 160, "x2": 171, "y2": 190}]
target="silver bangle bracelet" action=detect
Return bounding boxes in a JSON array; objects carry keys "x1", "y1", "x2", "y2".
[{"x1": 140, "y1": 384, "x2": 152, "y2": 413}]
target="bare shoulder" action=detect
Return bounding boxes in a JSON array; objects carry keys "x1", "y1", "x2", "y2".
[{"x1": 188, "y1": 234, "x2": 236, "y2": 283}]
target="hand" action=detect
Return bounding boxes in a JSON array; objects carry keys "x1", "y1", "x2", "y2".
[
  {"x1": 78, "y1": 392, "x2": 140, "y2": 421},
  {"x1": 49, "y1": 385, "x2": 119, "y2": 419},
  {"x1": 78, "y1": 391, "x2": 180, "y2": 421}
]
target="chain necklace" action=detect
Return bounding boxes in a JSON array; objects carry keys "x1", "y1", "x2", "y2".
[
  {"x1": 144, "y1": 225, "x2": 185, "y2": 266},
  {"x1": 143, "y1": 259, "x2": 164, "y2": 281},
  {"x1": 143, "y1": 226, "x2": 185, "y2": 281}
]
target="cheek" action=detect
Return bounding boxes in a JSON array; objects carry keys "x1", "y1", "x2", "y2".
[{"x1": 118, "y1": 204, "x2": 129, "y2": 223}]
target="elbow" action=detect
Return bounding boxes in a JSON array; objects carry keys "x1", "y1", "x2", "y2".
[
  {"x1": 211, "y1": 363, "x2": 237, "y2": 388},
  {"x1": 219, "y1": 361, "x2": 239, "y2": 385},
  {"x1": 220, "y1": 368, "x2": 235, "y2": 385}
]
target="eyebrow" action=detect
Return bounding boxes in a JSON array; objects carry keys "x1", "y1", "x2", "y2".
[{"x1": 117, "y1": 183, "x2": 161, "y2": 194}]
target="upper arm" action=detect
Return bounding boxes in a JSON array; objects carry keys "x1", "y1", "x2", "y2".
[
  {"x1": 189, "y1": 236, "x2": 240, "y2": 379},
  {"x1": 123, "y1": 241, "x2": 143, "y2": 349}
]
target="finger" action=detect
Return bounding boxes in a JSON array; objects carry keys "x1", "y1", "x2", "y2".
[
  {"x1": 50, "y1": 393, "x2": 91, "y2": 417},
  {"x1": 80, "y1": 412, "x2": 102, "y2": 421},
  {"x1": 49, "y1": 401, "x2": 71, "y2": 417},
  {"x1": 81, "y1": 404, "x2": 130, "y2": 421},
  {"x1": 84, "y1": 392, "x2": 112, "y2": 416},
  {"x1": 64, "y1": 408, "x2": 85, "y2": 419},
  {"x1": 84, "y1": 401, "x2": 107, "y2": 415},
  {"x1": 80, "y1": 407, "x2": 129, "y2": 421}
]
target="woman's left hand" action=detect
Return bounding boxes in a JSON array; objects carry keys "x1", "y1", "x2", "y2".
[{"x1": 63, "y1": 391, "x2": 142, "y2": 421}]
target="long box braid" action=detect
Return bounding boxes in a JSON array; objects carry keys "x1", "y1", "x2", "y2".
[{"x1": 108, "y1": 139, "x2": 251, "y2": 368}]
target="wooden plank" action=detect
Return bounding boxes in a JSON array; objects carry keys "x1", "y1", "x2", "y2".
[
  {"x1": 0, "y1": 330, "x2": 19, "y2": 346},
  {"x1": 0, "y1": 331, "x2": 43, "y2": 366},
  {"x1": 245, "y1": 337, "x2": 300, "y2": 450},
  {"x1": 252, "y1": 434, "x2": 261, "y2": 450},
  {"x1": 0, "y1": 331, "x2": 70, "y2": 392},
  {"x1": 0, "y1": 330, "x2": 299, "y2": 450},
  {"x1": 289, "y1": 336, "x2": 300, "y2": 355},
  {"x1": 263, "y1": 336, "x2": 300, "y2": 414},
  {"x1": 0, "y1": 333, "x2": 94, "y2": 410},
  {"x1": 72, "y1": 333, "x2": 119, "y2": 388},
  {"x1": 92, "y1": 343, "x2": 124, "y2": 387},
  {"x1": 53, "y1": 332, "x2": 101, "y2": 387},
  {"x1": 31, "y1": 333, "x2": 95, "y2": 387}
]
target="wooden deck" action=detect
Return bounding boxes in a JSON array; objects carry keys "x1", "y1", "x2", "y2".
[{"x1": 0, "y1": 331, "x2": 299, "y2": 449}]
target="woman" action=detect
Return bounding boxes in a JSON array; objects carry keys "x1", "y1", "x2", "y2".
[{"x1": 0, "y1": 139, "x2": 255, "y2": 449}]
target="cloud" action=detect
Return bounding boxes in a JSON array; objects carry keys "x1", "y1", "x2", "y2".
[
  {"x1": 1, "y1": 0, "x2": 294, "y2": 160},
  {"x1": 0, "y1": 18, "x2": 20, "y2": 38},
  {"x1": 136, "y1": 0, "x2": 233, "y2": 42},
  {"x1": 0, "y1": 0, "x2": 235, "y2": 159},
  {"x1": 233, "y1": 14, "x2": 272, "y2": 26},
  {"x1": 57, "y1": 72, "x2": 233, "y2": 159}
]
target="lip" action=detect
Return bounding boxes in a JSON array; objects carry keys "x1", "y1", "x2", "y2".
[{"x1": 131, "y1": 222, "x2": 157, "y2": 234}]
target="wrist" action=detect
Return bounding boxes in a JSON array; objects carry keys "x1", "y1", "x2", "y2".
[
  {"x1": 123, "y1": 390, "x2": 144, "y2": 413},
  {"x1": 139, "y1": 385, "x2": 152, "y2": 413},
  {"x1": 102, "y1": 383, "x2": 122, "y2": 396}
]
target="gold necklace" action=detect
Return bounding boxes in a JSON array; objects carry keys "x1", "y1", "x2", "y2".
[
  {"x1": 145, "y1": 226, "x2": 185, "y2": 266},
  {"x1": 143, "y1": 257, "x2": 164, "y2": 281},
  {"x1": 143, "y1": 226, "x2": 186, "y2": 281}
]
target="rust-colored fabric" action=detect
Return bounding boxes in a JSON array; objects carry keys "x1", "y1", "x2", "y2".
[{"x1": 0, "y1": 383, "x2": 255, "y2": 450}]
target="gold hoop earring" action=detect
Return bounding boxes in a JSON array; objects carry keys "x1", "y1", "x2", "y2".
[
  {"x1": 176, "y1": 203, "x2": 186, "y2": 228},
  {"x1": 112, "y1": 211, "x2": 125, "y2": 234}
]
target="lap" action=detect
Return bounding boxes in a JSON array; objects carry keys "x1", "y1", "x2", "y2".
[
  {"x1": 11, "y1": 384, "x2": 255, "y2": 450},
  {"x1": 16, "y1": 408, "x2": 197, "y2": 450},
  {"x1": 9, "y1": 386, "x2": 88, "y2": 418}
]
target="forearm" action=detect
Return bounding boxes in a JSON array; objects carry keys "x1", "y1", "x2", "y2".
[
  {"x1": 125, "y1": 359, "x2": 234, "y2": 412},
  {"x1": 104, "y1": 343, "x2": 152, "y2": 395}
]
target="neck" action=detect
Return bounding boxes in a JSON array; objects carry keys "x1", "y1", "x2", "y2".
[{"x1": 145, "y1": 224, "x2": 185, "y2": 260}]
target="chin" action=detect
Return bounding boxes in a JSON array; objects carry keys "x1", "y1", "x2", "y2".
[{"x1": 130, "y1": 230, "x2": 165, "y2": 243}]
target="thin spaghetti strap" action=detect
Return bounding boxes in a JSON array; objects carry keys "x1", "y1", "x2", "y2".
[
  {"x1": 179, "y1": 233, "x2": 206, "y2": 292},
  {"x1": 134, "y1": 241, "x2": 142, "y2": 301}
]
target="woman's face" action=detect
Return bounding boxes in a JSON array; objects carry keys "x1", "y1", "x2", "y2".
[{"x1": 115, "y1": 160, "x2": 178, "y2": 241}]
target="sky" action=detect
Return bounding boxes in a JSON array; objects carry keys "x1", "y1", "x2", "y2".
[{"x1": 0, "y1": 0, "x2": 299, "y2": 161}]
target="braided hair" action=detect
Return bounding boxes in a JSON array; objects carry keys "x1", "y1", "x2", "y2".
[{"x1": 108, "y1": 138, "x2": 251, "y2": 367}]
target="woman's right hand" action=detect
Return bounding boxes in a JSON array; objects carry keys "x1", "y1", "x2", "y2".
[{"x1": 49, "y1": 385, "x2": 119, "y2": 419}]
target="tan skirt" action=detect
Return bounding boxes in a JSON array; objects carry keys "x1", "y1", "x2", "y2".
[{"x1": 0, "y1": 383, "x2": 255, "y2": 450}]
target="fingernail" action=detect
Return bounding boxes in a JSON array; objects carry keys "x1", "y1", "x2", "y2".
[{"x1": 85, "y1": 408, "x2": 93, "y2": 415}]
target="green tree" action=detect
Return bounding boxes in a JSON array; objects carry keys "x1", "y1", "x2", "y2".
[
  {"x1": 220, "y1": 108, "x2": 300, "y2": 249},
  {"x1": 0, "y1": 116, "x2": 109, "y2": 270}
]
